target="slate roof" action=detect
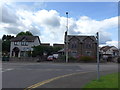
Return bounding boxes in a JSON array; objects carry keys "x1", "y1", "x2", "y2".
[
  {"x1": 100, "y1": 46, "x2": 111, "y2": 52},
  {"x1": 100, "y1": 46, "x2": 118, "y2": 52},
  {"x1": 66, "y1": 35, "x2": 97, "y2": 43},
  {"x1": 10, "y1": 35, "x2": 40, "y2": 42}
]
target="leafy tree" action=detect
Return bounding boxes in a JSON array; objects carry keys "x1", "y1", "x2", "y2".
[
  {"x1": 2, "y1": 35, "x2": 14, "y2": 41},
  {"x1": 32, "y1": 45, "x2": 62, "y2": 57},
  {"x1": 53, "y1": 47, "x2": 62, "y2": 53},
  {"x1": 2, "y1": 40, "x2": 11, "y2": 53},
  {"x1": 16, "y1": 31, "x2": 33, "y2": 36},
  {"x1": 2, "y1": 35, "x2": 14, "y2": 55},
  {"x1": 16, "y1": 32, "x2": 26, "y2": 36},
  {"x1": 32, "y1": 45, "x2": 53, "y2": 57},
  {"x1": 26, "y1": 31, "x2": 33, "y2": 36},
  {"x1": 6, "y1": 35, "x2": 14, "y2": 40},
  {"x1": 2, "y1": 35, "x2": 6, "y2": 41}
]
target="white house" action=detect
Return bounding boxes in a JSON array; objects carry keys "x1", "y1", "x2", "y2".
[
  {"x1": 10, "y1": 35, "x2": 41, "y2": 57},
  {"x1": 100, "y1": 46, "x2": 119, "y2": 58}
]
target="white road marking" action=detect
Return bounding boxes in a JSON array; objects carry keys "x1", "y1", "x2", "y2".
[
  {"x1": 2, "y1": 68, "x2": 14, "y2": 72},
  {"x1": 76, "y1": 70, "x2": 83, "y2": 71}
]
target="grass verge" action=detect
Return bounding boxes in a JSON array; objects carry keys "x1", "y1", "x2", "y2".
[{"x1": 83, "y1": 72, "x2": 119, "y2": 88}]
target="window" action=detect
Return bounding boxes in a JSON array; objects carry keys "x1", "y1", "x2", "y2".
[
  {"x1": 85, "y1": 43, "x2": 92, "y2": 49},
  {"x1": 71, "y1": 41, "x2": 77, "y2": 49},
  {"x1": 86, "y1": 51, "x2": 91, "y2": 56},
  {"x1": 21, "y1": 42, "x2": 28, "y2": 46},
  {"x1": 71, "y1": 52, "x2": 77, "y2": 57},
  {"x1": 14, "y1": 42, "x2": 18, "y2": 45},
  {"x1": 25, "y1": 42, "x2": 28, "y2": 46},
  {"x1": 21, "y1": 42, "x2": 24, "y2": 46}
]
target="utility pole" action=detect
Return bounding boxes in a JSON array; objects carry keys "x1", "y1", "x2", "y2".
[
  {"x1": 96, "y1": 32, "x2": 100, "y2": 80},
  {"x1": 66, "y1": 12, "x2": 68, "y2": 63}
]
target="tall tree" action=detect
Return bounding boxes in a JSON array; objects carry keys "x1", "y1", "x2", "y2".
[
  {"x1": 2, "y1": 35, "x2": 14, "y2": 41},
  {"x1": 2, "y1": 35, "x2": 14, "y2": 54},
  {"x1": 2, "y1": 35, "x2": 7, "y2": 41},
  {"x1": 2, "y1": 40, "x2": 11, "y2": 53}
]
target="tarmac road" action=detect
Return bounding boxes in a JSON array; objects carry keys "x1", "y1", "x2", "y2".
[{"x1": 2, "y1": 62, "x2": 118, "y2": 89}]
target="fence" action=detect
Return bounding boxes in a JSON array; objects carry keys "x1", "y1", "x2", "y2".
[{"x1": 9, "y1": 57, "x2": 39, "y2": 62}]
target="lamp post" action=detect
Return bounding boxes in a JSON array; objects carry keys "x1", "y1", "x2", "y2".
[
  {"x1": 96, "y1": 32, "x2": 100, "y2": 80},
  {"x1": 66, "y1": 12, "x2": 68, "y2": 63}
]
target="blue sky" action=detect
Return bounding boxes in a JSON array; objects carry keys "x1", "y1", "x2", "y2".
[
  {"x1": 16, "y1": 2, "x2": 118, "y2": 20},
  {"x1": 1, "y1": 2, "x2": 118, "y2": 47},
  {"x1": 44, "y1": 2, "x2": 118, "y2": 20}
]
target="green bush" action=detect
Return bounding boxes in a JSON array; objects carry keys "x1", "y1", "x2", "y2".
[
  {"x1": 79, "y1": 56, "x2": 96, "y2": 62},
  {"x1": 68, "y1": 56, "x2": 78, "y2": 62},
  {"x1": 58, "y1": 55, "x2": 66, "y2": 60}
]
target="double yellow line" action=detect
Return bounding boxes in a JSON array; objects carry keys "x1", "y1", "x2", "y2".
[{"x1": 24, "y1": 71, "x2": 93, "y2": 90}]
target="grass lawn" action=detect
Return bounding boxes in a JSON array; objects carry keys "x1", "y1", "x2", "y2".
[{"x1": 83, "y1": 72, "x2": 119, "y2": 88}]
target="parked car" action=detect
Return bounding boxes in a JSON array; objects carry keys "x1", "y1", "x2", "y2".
[
  {"x1": 53, "y1": 54, "x2": 59, "y2": 59},
  {"x1": 47, "y1": 55, "x2": 54, "y2": 61}
]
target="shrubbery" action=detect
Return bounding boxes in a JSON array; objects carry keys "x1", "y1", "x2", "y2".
[
  {"x1": 78, "y1": 56, "x2": 96, "y2": 62},
  {"x1": 58, "y1": 55, "x2": 96, "y2": 63},
  {"x1": 68, "y1": 56, "x2": 78, "y2": 62}
]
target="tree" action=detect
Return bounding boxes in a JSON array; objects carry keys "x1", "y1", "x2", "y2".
[
  {"x1": 32, "y1": 45, "x2": 62, "y2": 57},
  {"x1": 16, "y1": 32, "x2": 26, "y2": 36},
  {"x1": 2, "y1": 35, "x2": 14, "y2": 41},
  {"x1": 53, "y1": 47, "x2": 62, "y2": 53},
  {"x1": 2, "y1": 35, "x2": 14, "y2": 55},
  {"x1": 32, "y1": 45, "x2": 53, "y2": 57},
  {"x1": 26, "y1": 31, "x2": 33, "y2": 36},
  {"x1": 2, "y1": 35, "x2": 6, "y2": 41},
  {"x1": 16, "y1": 31, "x2": 33, "y2": 36},
  {"x1": 2, "y1": 40, "x2": 11, "y2": 53}
]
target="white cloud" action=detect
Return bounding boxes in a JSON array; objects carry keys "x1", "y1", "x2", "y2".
[
  {"x1": 75, "y1": 16, "x2": 117, "y2": 44},
  {"x1": 106, "y1": 41, "x2": 118, "y2": 47},
  {"x1": 100, "y1": 41, "x2": 118, "y2": 48},
  {"x1": 0, "y1": 3, "x2": 118, "y2": 47},
  {"x1": 34, "y1": 9, "x2": 60, "y2": 27}
]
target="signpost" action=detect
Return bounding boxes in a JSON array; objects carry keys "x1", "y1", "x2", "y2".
[
  {"x1": 96, "y1": 32, "x2": 100, "y2": 80},
  {"x1": 66, "y1": 12, "x2": 68, "y2": 63}
]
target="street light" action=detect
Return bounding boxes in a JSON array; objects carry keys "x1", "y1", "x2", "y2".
[{"x1": 66, "y1": 12, "x2": 68, "y2": 63}]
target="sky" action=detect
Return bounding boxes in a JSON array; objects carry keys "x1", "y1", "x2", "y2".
[{"x1": 0, "y1": 1, "x2": 119, "y2": 47}]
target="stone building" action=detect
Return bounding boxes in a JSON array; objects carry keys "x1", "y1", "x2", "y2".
[{"x1": 64, "y1": 32, "x2": 97, "y2": 57}]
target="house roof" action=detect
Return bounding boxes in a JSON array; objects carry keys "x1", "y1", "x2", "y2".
[
  {"x1": 10, "y1": 35, "x2": 40, "y2": 43},
  {"x1": 100, "y1": 46, "x2": 111, "y2": 52},
  {"x1": 58, "y1": 48, "x2": 65, "y2": 52},
  {"x1": 100, "y1": 46, "x2": 118, "y2": 52},
  {"x1": 67, "y1": 35, "x2": 97, "y2": 43}
]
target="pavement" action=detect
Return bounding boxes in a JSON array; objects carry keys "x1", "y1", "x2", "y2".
[
  {"x1": 1, "y1": 62, "x2": 119, "y2": 89},
  {"x1": 38, "y1": 70, "x2": 117, "y2": 88}
]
